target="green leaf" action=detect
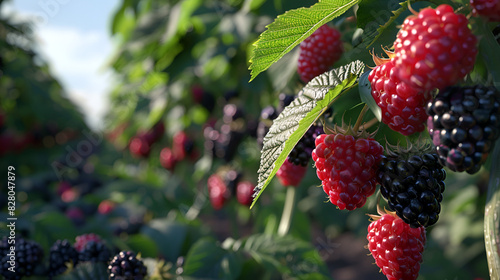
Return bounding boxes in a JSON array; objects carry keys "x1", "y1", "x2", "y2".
[
  {"x1": 356, "y1": 0, "x2": 403, "y2": 29},
  {"x1": 358, "y1": 70, "x2": 381, "y2": 121},
  {"x1": 183, "y1": 238, "x2": 242, "y2": 279},
  {"x1": 248, "y1": 0, "x2": 361, "y2": 81},
  {"x1": 242, "y1": 234, "x2": 330, "y2": 278},
  {"x1": 485, "y1": 139, "x2": 500, "y2": 278},
  {"x1": 251, "y1": 60, "x2": 365, "y2": 207},
  {"x1": 55, "y1": 262, "x2": 108, "y2": 280},
  {"x1": 140, "y1": 219, "x2": 187, "y2": 262}
]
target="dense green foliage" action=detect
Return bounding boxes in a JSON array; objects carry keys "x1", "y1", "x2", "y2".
[{"x1": 1, "y1": 0, "x2": 499, "y2": 279}]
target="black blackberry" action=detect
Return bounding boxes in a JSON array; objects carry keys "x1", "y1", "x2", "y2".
[
  {"x1": 78, "y1": 241, "x2": 111, "y2": 263},
  {"x1": 427, "y1": 85, "x2": 500, "y2": 174},
  {"x1": 0, "y1": 237, "x2": 44, "y2": 280},
  {"x1": 48, "y1": 239, "x2": 79, "y2": 278},
  {"x1": 288, "y1": 125, "x2": 324, "y2": 166},
  {"x1": 108, "y1": 251, "x2": 147, "y2": 280},
  {"x1": 378, "y1": 152, "x2": 446, "y2": 228}
]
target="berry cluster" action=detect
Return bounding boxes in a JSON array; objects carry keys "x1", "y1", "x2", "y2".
[
  {"x1": 0, "y1": 122, "x2": 79, "y2": 156},
  {"x1": 369, "y1": 4, "x2": 478, "y2": 136},
  {"x1": 298, "y1": 24, "x2": 343, "y2": 83},
  {"x1": 129, "y1": 121, "x2": 165, "y2": 158},
  {"x1": 207, "y1": 170, "x2": 256, "y2": 209},
  {"x1": 75, "y1": 234, "x2": 111, "y2": 263},
  {"x1": 378, "y1": 150, "x2": 446, "y2": 228},
  {"x1": 427, "y1": 85, "x2": 500, "y2": 174},
  {"x1": 312, "y1": 127, "x2": 384, "y2": 210},
  {"x1": 0, "y1": 237, "x2": 44, "y2": 280},
  {"x1": 160, "y1": 131, "x2": 198, "y2": 171},
  {"x1": 48, "y1": 239, "x2": 79, "y2": 278},
  {"x1": 108, "y1": 251, "x2": 147, "y2": 280}
]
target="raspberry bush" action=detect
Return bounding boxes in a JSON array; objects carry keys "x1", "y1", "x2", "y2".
[{"x1": 2, "y1": 0, "x2": 500, "y2": 279}]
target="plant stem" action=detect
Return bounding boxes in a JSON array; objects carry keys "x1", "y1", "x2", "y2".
[
  {"x1": 485, "y1": 137, "x2": 500, "y2": 279},
  {"x1": 353, "y1": 104, "x2": 369, "y2": 132},
  {"x1": 360, "y1": 117, "x2": 379, "y2": 131},
  {"x1": 278, "y1": 187, "x2": 297, "y2": 236}
]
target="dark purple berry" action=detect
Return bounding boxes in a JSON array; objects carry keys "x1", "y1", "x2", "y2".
[
  {"x1": 108, "y1": 251, "x2": 147, "y2": 280},
  {"x1": 378, "y1": 152, "x2": 446, "y2": 228},
  {"x1": 427, "y1": 85, "x2": 500, "y2": 173}
]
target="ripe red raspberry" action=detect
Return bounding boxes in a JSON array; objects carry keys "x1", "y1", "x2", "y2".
[
  {"x1": 160, "y1": 147, "x2": 178, "y2": 170},
  {"x1": 367, "y1": 210, "x2": 426, "y2": 280},
  {"x1": 312, "y1": 130, "x2": 383, "y2": 210},
  {"x1": 276, "y1": 158, "x2": 308, "y2": 187},
  {"x1": 369, "y1": 58, "x2": 431, "y2": 135},
  {"x1": 74, "y1": 233, "x2": 103, "y2": 252},
  {"x1": 471, "y1": 0, "x2": 500, "y2": 21},
  {"x1": 298, "y1": 24, "x2": 343, "y2": 83},
  {"x1": 207, "y1": 174, "x2": 230, "y2": 210},
  {"x1": 393, "y1": 4, "x2": 477, "y2": 91},
  {"x1": 236, "y1": 181, "x2": 255, "y2": 206},
  {"x1": 129, "y1": 136, "x2": 151, "y2": 158},
  {"x1": 98, "y1": 200, "x2": 115, "y2": 215}
]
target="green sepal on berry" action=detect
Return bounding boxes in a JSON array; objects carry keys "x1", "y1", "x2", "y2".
[{"x1": 377, "y1": 139, "x2": 446, "y2": 228}]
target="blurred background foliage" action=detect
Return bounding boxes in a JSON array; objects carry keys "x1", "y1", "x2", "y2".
[{"x1": 0, "y1": 0, "x2": 493, "y2": 279}]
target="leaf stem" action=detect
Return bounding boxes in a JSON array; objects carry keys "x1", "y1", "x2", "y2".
[
  {"x1": 353, "y1": 104, "x2": 369, "y2": 132},
  {"x1": 278, "y1": 187, "x2": 297, "y2": 236}
]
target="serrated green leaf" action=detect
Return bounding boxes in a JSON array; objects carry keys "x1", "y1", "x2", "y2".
[
  {"x1": 251, "y1": 60, "x2": 365, "y2": 207},
  {"x1": 248, "y1": 0, "x2": 361, "y2": 81},
  {"x1": 358, "y1": 70, "x2": 381, "y2": 121}
]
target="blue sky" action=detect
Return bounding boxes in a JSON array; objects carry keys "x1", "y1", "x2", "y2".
[{"x1": 3, "y1": 0, "x2": 122, "y2": 129}]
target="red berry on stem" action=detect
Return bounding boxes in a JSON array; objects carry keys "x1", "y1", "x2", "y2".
[
  {"x1": 367, "y1": 210, "x2": 426, "y2": 280},
  {"x1": 298, "y1": 24, "x2": 343, "y2": 83},
  {"x1": 276, "y1": 158, "x2": 308, "y2": 187},
  {"x1": 369, "y1": 58, "x2": 431, "y2": 136},
  {"x1": 312, "y1": 128, "x2": 384, "y2": 210},
  {"x1": 393, "y1": 4, "x2": 477, "y2": 91},
  {"x1": 207, "y1": 174, "x2": 230, "y2": 210},
  {"x1": 236, "y1": 181, "x2": 255, "y2": 206},
  {"x1": 160, "y1": 147, "x2": 178, "y2": 170}
]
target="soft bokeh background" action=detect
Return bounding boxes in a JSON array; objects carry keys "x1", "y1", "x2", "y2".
[{"x1": 2, "y1": 0, "x2": 119, "y2": 129}]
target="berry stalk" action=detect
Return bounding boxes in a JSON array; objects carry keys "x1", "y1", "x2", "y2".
[{"x1": 277, "y1": 186, "x2": 297, "y2": 236}]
